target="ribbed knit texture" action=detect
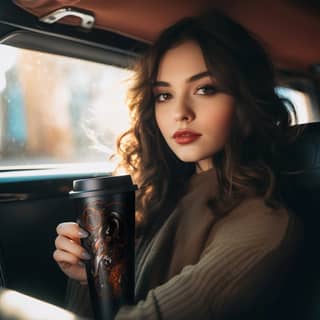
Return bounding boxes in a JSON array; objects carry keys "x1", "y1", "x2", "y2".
[{"x1": 65, "y1": 167, "x2": 303, "y2": 319}]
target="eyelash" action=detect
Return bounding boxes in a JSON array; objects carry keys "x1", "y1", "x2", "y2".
[{"x1": 154, "y1": 84, "x2": 219, "y2": 103}]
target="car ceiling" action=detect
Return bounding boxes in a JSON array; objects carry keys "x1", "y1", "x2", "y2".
[{"x1": 12, "y1": 0, "x2": 320, "y2": 72}]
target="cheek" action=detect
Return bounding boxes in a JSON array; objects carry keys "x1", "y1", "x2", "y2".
[
  {"x1": 205, "y1": 101, "x2": 234, "y2": 140},
  {"x1": 216, "y1": 106, "x2": 234, "y2": 129}
]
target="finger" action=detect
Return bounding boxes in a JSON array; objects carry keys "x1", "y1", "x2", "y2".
[
  {"x1": 53, "y1": 250, "x2": 88, "y2": 283},
  {"x1": 53, "y1": 249, "x2": 80, "y2": 266},
  {"x1": 55, "y1": 235, "x2": 91, "y2": 260},
  {"x1": 56, "y1": 222, "x2": 89, "y2": 241}
]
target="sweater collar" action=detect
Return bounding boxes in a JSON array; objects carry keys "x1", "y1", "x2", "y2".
[{"x1": 186, "y1": 166, "x2": 219, "y2": 196}]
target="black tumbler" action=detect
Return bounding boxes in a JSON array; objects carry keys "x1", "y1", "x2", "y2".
[{"x1": 69, "y1": 174, "x2": 137, "y2": 320}]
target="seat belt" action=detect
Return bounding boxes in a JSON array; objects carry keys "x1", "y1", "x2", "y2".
[{"x1": 0, "y1": 248, "x2": 6, "y2": 287}]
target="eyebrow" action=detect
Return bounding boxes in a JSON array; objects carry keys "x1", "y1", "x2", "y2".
[{"x1": 152, "y1": 71, "x2": 212, "y2": 88}]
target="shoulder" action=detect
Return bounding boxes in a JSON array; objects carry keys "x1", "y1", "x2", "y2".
[
  {"x1": 203, "y1": 196, "x2": 303, "y2": 257},
  {"x1": 200, "y1": 198, "x2": 304, "y2": 319}
]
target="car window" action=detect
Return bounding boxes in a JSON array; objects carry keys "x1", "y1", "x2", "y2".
[
  {"x1": 276, "y1": 86, "x2": 316, "y2": 125},
  {"x1": 0, "y1": 44, "x2": 313, "y2": 172},
  {"x1": 0, "y1": 44, "x2": 132, "y2": 171}
]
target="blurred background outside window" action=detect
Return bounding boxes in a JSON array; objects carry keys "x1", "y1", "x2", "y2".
[{"x1": 0, "y1": 45, "x2": 132, "y2": 171}]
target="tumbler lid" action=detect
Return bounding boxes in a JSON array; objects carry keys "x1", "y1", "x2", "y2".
[{"x1": 69, "y1": 174, "x2": 138, "y2": 198}]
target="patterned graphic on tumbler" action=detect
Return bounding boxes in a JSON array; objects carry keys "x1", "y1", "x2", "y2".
[
  {"x1": 81, "y1": 200, "x2": 127, "y2": 299},
  {"x1": 70, "y1": 174, "x2": 137, "y2": 320}
]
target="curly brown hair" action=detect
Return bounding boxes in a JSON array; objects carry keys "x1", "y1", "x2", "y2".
[{"x1": 109, "y1": 9, "x2": 303, "y2": 241}]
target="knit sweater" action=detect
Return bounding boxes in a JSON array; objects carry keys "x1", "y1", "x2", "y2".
[{"x1": 65, "y1": 166, "x2": 303, "y2": 319}]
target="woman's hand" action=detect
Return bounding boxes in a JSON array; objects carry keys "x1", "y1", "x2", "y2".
[{"x1": 53, "y1": 222, "x2": 90, "y2": 285}]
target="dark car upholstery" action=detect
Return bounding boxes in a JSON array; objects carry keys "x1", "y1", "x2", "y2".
[{"x1": 279, "y1": 122, "x2": 320, "y2": 319}]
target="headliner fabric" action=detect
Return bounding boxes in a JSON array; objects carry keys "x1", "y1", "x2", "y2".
[{"x1": 12, "y1": 0, "x2": 320, "y2": 71}]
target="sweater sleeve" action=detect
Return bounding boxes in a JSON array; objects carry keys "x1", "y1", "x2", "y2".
[
  {"x1": 114, "y1": 210, "x2": 303, "y2": 320},
  {"x1": 65, "y1": 278, "x2": 94, "y2": 319}
]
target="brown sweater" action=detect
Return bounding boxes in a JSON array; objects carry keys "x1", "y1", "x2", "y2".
[{"x1": 65, "y1": 167, "x2": 303, "y2": 319}]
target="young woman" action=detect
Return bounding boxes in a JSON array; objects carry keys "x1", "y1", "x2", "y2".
[{"x1": 53, "y1": 9, "x2": 304, "y2": 320}]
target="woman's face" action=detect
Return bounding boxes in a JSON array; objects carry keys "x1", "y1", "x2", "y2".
[{"x1": 153, "y1": 40, "x2": 235, "y2": 172}]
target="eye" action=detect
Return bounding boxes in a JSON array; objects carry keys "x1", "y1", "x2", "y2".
[
  {"x1": 195, "y1": 84, "x2": 219, "y2": 95},
  {"x1": 154, "y1": 92, "x2": 171, "y2": 103}
]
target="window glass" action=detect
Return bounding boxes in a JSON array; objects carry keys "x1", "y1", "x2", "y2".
[
  {"x1": 276, "y1": 86, "x2": 315, "y2": 125},
  {"x1": 0, "y1": 45, "x2": 133, "y2": 171}
]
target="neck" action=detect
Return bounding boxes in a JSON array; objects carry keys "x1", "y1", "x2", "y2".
[{"x1": 195, "y1": 160, "x2": 214, "y2": 173}]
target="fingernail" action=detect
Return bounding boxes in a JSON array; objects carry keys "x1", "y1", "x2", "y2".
[
  {"x1": 78, "y1": 229, "x2": 89, "y2": 238},
  {"x1": 81, "y1": 251, "x2": 91, "y2": 260},
  {"x1": 78, "y1": 261, "x2": 85, "y2": 267}
]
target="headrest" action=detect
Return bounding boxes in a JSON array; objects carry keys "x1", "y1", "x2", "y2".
[
  {"x1": 278, "y1": 122, "x2": 320, "y2": 219},
  {"x1": 279, "y1": 122, "x2": 320, "y2": 189}
]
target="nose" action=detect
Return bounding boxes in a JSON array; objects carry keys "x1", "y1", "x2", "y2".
[{"x1": 173, "y1": 96, "x2": 195, "y2": 123}]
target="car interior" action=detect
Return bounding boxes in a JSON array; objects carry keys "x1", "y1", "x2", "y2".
[{"x1": 0, "y1": 0, "x2": 320, "y2": 319}]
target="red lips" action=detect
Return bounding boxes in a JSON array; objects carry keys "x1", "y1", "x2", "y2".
[{"x1": 172, "y1": 129, "x2": 202, "y2": 145}]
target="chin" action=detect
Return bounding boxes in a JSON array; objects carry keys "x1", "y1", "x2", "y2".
[
  {"x1": 168, "y1": 143, "x2": 219, "y2": 163},
  {"x1": 173, "y1": 152, "x2": 206, "y2": 163}
]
